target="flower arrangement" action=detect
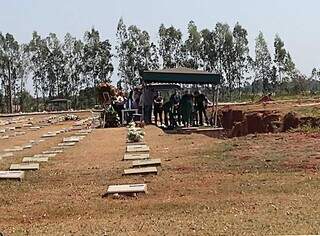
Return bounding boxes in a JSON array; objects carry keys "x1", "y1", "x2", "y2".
[{"x1": 127, "y1": 122, "x2": 144, "y2": 142}]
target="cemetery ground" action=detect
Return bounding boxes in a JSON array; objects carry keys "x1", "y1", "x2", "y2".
[{"x1": 1, "y1": 101, "x2": 320, "y2": 235}]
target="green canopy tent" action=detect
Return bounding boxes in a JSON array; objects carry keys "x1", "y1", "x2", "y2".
[{"x1": 142, "y1": 67, "x2": 223, "y2": 127}]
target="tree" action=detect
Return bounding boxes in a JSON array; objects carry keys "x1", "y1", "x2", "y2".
[
  {"x1": 255, "y1": 32, "x2": 272, "y2": 93},
  {"x1": 182, "y1": 21, "x2": 201, "y2": 69},
  {"x1": 233, "y1": 23, "x2": 250, "y2": 97},
  {"x1": 274, "y1": 34, "x2": 286, "y2": 83},
  {"x1": 158, "y1": 24, "x2": 183, "y2": 68},
  {"x1": 199, "y1": 28, "x2": 218, "y2": 72},
  {"x1": 116, "y1": 18, "x2": 159, "y2": 89},
  {"x1": 27, "y1": 31, "x2": 49, "y2": 110},
  {"x1": 0, "y1": 33, "x2": 21, "y2": 113},
  {"x1": 213, "y1": 23, "x2": 235, "y2": 98},
  {"x1": 63, "y1": 33, "x2": 84, "y2": 107},
  {"x1": 45, "y1": 33, "x2": 65, "y2": 99},
  {"x1": 83, "y1": 28, "x2": 113, "y2": 87}
]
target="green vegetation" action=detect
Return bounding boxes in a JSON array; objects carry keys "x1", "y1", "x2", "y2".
[{"x1": 0, "y1": 19, "x2": 319, "y2": 112}]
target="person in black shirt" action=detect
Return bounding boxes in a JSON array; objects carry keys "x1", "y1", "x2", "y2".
[
  {"x1": 170, "y1": 90, "x2": 181, "y2": 126},
  {"x1": 153, "y1": 91, "x2": 163, "y2": 126},
  {"x1": 194, "y1": 91, "x2": 209, "y2": 126}
]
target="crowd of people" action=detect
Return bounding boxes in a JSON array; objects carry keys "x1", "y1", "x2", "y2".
[
  {"x1": 151, "y1": 90, "x2": 212, "y2": 128},
  {"x1": 106, "y1": 85, "x2": 212, "y2": 128}
]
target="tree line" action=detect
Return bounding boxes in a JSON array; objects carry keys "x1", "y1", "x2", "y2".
[{"x1": 0, "y1": 18, "x2": 319, "y2": 113}]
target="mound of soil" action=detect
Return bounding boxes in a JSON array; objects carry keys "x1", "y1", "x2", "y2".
[
  {"x1": 282, "y1": 112, "x2": 300, "y2": 132},
  {"x1": 258, "y1": 95, "x2": 273, "y2": 103},
  {"x1": 221, "y1": 109, "x2": 244, "y2": 130},
  {"x1": 228, "y1": 110, "x2": 281, "y2": 137}
]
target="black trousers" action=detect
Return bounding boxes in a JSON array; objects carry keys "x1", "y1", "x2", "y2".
[
  {"x1": 198, "y1": 107, "x2": 208, "y2": 125},
  {"x1": 154, "y1": 107, "x2": 163, "y2": 125}
]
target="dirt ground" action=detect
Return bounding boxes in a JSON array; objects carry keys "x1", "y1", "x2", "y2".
[{"x1": 1, "y1": 103, "x2": 320, "y2": 235}]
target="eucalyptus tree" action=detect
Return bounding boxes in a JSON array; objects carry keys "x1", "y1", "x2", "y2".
[
  {"x1": 199, "y1": 28, "x2": 217, "y2": 72},
  {"x1": 0, "y1": 33, "x2": 21, "y2": 113},
  {"x1": 183, "y1": 21, "x2": 201, "y2": 69},
  {"x1": 27, "y1": 31, "x2": 49, "y2": 109},
  {"x1": 45, "y1": 33, "x2": 65, "y2": 99},
  {"x1": 233, "y1": 23, "x2": 250, "y2": 97},
  {"x1": 83, "y1": 28, "x2": 113, "y2": 87},
  {"x1": 274, "y1": 34, "x2": 287, "y2": 83},
  {"x1": 158, "y1": 24, "x2": 183, "y2": 68},
  {"x1": 213, "y1": 23, "x2": 235, "y2": 98},
  {"x1": 116, "y1": 18, "x2": 159, "y2": 89},
  {"x1": 254, "y1": 32, "x2": 272, "y2": 93},
  {"x1": 63, "y1": 33, "x2": 84, "y2": 106}
]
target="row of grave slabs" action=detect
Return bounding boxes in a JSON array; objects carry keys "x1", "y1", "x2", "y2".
[
  {"x1": 0, "y1": 117, "x2": 94, "y2": 181},
  {"x1": 0, "y1": 114, "x2": 70, "y2": 140},
  {"x1": 105, "y1": 127, "x2": 162, "y2": 198}
]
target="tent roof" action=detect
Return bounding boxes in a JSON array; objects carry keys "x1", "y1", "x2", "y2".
[{"x1": 142, "y1": 67, "x2": 222, "y2": 85}]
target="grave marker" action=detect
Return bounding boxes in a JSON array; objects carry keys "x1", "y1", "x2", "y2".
[
  {"x1": 34, "y1": 153, "x2": 56, "y2": 158},
  {"x1": 42, "y1": 133, "x2": 56, "y2": 138},
  {"x1": 58, "y1": 142, "x2": 76, "y2": 147},
  {"x1": 123, "y1": 167, "x2": 158, "y2": 175},
  {"x1": 132, "y1": 159, "x2": 161, "y2": 167},
  {"x1": 126, "y1": 145, "x2": 150, "y2": 153},
  {"x1": 0, "y1": 171, "x2": 24, "y2": 181},
  {"x1": 123, "y1": 153, "x2": 150, "y2": 161},
  {"x1": 107, "y1": 184, "x2": 147, "y2": 194},
  {"x1": 22, "y1": 157, "x2": 48, "y2": 163},
  {"x1": 0, "y1": 152, "x2": 14, "y2": 158},
  {"x1": 10, "y1": 163, "x2": 39, "y2": 171},
  {"x1": 43, "y1": 150, "x2": 63, "y2": 154}
]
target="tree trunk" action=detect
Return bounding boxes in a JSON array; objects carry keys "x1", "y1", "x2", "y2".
[{"x1": 7, "y1": 60, "x2": 12, "y2": 113}]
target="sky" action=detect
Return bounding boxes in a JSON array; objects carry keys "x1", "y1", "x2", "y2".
[{"x1": 0, "y1": 0, "x2": 319, "y2": 88}]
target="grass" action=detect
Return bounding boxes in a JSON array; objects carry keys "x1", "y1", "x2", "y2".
[{"x1": 293, "y1": 106, "x2": 320, "y2": 117}]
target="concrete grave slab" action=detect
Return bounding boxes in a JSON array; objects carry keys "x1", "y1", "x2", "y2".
[
  {"x1": 1, "y1": 136, "x2": 9, "y2": 140},
  {"x1": 58, "y1": 142, "x2": 76, "y2": 147},
  {"x1": 107, "y1": 184, "x2": 147, "y2": 194},
  {"x1": 10, "y1": 163, "x2": 39, "y2": 171},
  {"x1": 75, "y1": 132, "x2": 88, "y2": 136},
  {"x1": 123, "y1": 167, "x2": 158, "y2": 175},
  {"x1": 8, "y1": 127, "x2": 15, "y2": 130},
  {"x1": 132, "y1": 159, "x2": 161, "y2": 167},
  {"x1": 0, "y1": 152, "x2": 14, "y2": 158},
  {"x1": 15, "y1": 131, "x2": 26, "y2": 136},
  {"x1": 123, "y1": 153, "x2": 150, "y2": 161},
  {"x1": 23, "y1": 157, "x2": 48, "y2": 163},
  {"x1": 30, "y1": 126, "x2": 41, "y2": 131},
  {"x1": 22, "y1": 144, "x2": 32, "y2": 149},
  {"x1": 4, "y1": 146, "x2": 23, "y2": 152},
  {"x1": 0, "y1": 129, "x2": 5, "y2": 133},
  {"x1": 52, "y1": 146, "x2": 68, "y2": 150},
  {"x1": 23, "y1": 124, "x2": 33, "y2": 127},
  {"x1": 34, "y1": 153, "x2": 56, "y2": 158},
  {"x1": 63, "y1": 137, "x2": 81, "y2": 143},
  {"x1": 126, "y1": 145, "x2": 150, "y2": 153},
  {"x1": 43, "y1": 150, "x2": 63, "y2": 154},
  {"x1": 42, "y1": 133, "x2": 56, "y2": 138},
  {"x1": 0, "y1": 171, "x2": 24, "y2": 181}
]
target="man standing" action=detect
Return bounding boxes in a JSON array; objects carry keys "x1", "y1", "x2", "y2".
[
  {"x1": 143, "y1": 87, "x2": 154, "y2": 124},
  {"x1": 153, "y1": 91, "x2": 163, "y2": 126},
  {"x1": 194, "y1": 91, "x2": 209, "y2": 126},
  {"x1": 170, "y1": 90, "x2": 181, "y2": 126}
]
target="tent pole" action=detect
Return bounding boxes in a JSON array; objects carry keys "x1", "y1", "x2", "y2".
[{"x1": 214, "y1": 86, "x2": 219, "y2": 127}]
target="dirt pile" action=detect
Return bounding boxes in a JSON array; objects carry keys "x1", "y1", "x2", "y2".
[
  {"x1": 223, "y1": 108, "x2": 320, "y2": 138},
  {"x1": 229, "y1": 111, "x2": 281, "y2": 137},
  {"x1": 282, "y1": 112, "x2": 300, "y2": 131}
]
